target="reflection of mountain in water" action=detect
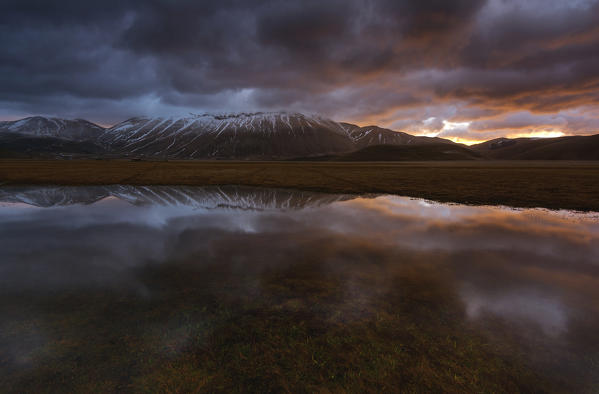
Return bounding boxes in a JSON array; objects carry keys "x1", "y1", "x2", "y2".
[{"x1": 0, "y1": 185, "x2": 358, "y2": 210}]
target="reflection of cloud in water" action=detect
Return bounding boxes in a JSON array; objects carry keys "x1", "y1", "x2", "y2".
[
  {"x1": 1, "y1": 186, "x2": 599, "y2": 391},
  {"x1": 461, "y1": 286, "x2": 568, "y2": 337},
  {"x1": 328, "y1": 196, "x2": 599, "y2": 262},
  {"x1": 0, "y1": 186, "x2": 598, "y2": 346},
  {"x1": 0, "y1": 320, "x2": 48, "y2": 368}
]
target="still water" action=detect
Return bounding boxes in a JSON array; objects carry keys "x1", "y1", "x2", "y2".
[{"x1": 1, "y1": 186, "x2": 598, "y2": 392}]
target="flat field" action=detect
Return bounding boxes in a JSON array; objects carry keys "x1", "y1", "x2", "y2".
[{"x1": 1, "y1": 159, "x2": 598, "y2": 211}]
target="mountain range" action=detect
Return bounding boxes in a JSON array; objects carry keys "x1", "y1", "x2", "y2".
[{"x1": 1, "y1": 112, "x2": 597, "y2": 160}]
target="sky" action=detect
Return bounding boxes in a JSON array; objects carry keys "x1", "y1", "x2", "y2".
[{"x1": 1, "y1": 0, "x2": 598, "y2": 143}]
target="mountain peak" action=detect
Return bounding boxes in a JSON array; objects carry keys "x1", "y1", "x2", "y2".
[
  {"x1": 101, "y1": 111, "x2": 354, "y2": 159},
  {"x1": 117, "y1": 111, "x2": 334, "y2": 128}
]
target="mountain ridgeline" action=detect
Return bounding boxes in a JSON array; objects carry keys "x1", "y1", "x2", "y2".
[{"x1": 1, "y1": 113, "x2": 597, "y2": 160}]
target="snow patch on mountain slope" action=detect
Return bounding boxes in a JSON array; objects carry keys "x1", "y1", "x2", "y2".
[{"x1": 103, "y1": 112, "x2": 350, "y2": 140}]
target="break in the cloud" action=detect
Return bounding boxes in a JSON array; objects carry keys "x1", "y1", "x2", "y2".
[{"x1": 1, "y1": 0, "x2": 598, "y2": 141}]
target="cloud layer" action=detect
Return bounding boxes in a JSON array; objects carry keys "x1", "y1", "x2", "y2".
[{"x1": 1, "y1": 0, "x2": 598, "y2": 141}]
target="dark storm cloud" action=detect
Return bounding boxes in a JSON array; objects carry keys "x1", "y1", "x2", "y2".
[{"x1": 1, "y1": 0, "x2": 598, "y2": 138}]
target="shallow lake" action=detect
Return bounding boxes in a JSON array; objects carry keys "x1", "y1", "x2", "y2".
[{"x1": 1, "y1": 185, "x2": 598, "y2": 392}]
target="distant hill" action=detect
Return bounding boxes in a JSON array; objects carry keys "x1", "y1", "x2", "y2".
[
  {"x1": 0, "y1": 116, "x2": 104, "y2": 141},
  {"x1": 341, "y1": 124, "x2": 456, "y2": 148},
  {"x1": 471, "y1": 135, "x2": 599, "y2": 160},
  {"x1": 332, "y1": 144, "x2": 483, "y2": 161}
]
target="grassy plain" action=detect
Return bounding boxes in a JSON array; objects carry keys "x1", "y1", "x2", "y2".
[
  {"x1": 1, "y1": 159, "x2": 598, "y2": 211},
  {"x1": 2, "y1": 248, "x2": 591, "y2": 393}
]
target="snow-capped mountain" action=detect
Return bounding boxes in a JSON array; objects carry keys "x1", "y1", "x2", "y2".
[
  {"x1": 0, "y1": 116, "x2": 105, "y2": 141},
  {"x1": 0, "y1": 185, "x2": 358, "y2": 209},
  {"x1": 0, "y1": 112, "x2": 459, "y2": 159},
  {"x1": 100, "y1": 112, "x2": 356, "y2": 159}
]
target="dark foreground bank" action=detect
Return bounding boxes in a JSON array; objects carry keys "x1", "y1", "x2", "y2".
[{"x1": 1, "y1": 159, "x2": 598, "y2": 211}]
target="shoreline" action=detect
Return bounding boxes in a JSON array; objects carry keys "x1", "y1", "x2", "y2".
[{"x1": 1, "y1": 159, "x2": 599, "y2": 212}]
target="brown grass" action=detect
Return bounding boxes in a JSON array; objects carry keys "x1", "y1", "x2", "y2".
[
  {"x1": 1, "y1": 159, "x2": 599, "y2": 211},
  {"x1": 0, "y1": 251, "x2": 578, "y2": 393}
]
